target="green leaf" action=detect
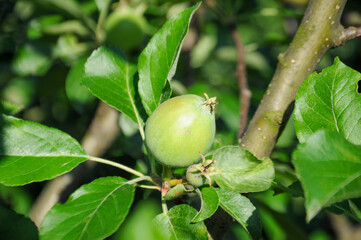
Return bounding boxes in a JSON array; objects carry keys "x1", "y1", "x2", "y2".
[
  {"x1": 83, "y1": 46, "x2": 146, "y2": 124},
  {"x1": 32, "y1": 0, "x2": 96, "y2": 32},
  {"x1": 0, "y1": 115, "x2": 87, "y2": 186},
  {"x1": 154, "y1": 204, "x2": 208, "y2": 240},
  {"x1": 293, "y1": 130, "x2": 361, "y2": 221},
  {"x1": 95, "y1": 0, "x2": 111, "y2": 11},
  {"x1": 331, "y1": 199, "x2": 361, "y2": 223},
  {"x1": 65, "y1": 57, "x2": 94, "y2": 113},
  {"x1": 12, "y1": 43, "x2": 52, "y2": 76},
  {"x1": 294, "y1": 57, "x2": 361, "y2": 145},
  {"x1": 212, "y1": 146, "x2": 274, "y2": 193},
  {"x1": 138, "y1": 2, "x2": 200, "y2": 115},
  {"x1": 40, "y1": 177, "x2": 135, "y2": 240},
  {"x1": 163, "y1": 184, "x2": 188, "y2": 201},
  {"x1": 0, "y1": 205, "x2": 38, "y2": 240},
  {"x1": 349, "y1": 198, "x2": 361, "y2": 221},
  {"x1": 192, "y1": 187, "x2": 220, "y2": 222},
  {"x1": 0, "y1": 100, "x2": 23, "y2": 115},
  {"x1": 216, "y1": 188, "x2": 261, "y2": 240},
  {"x1": 114, "y1": 200, "x2": 166, "y2": 240}
]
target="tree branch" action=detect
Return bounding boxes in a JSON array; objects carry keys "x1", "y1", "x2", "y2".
[
  {"x1": 239, "y1": 0, "x2": 361, "y2": 159},
  {"x1": 230, "y1": 24, "x2": 251, "y2": 139},
  {"x1": 29, "y1": 102, "x2": 120, "y2": 227}
]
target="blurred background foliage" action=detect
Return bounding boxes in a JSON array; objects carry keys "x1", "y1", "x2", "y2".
[{"x1": 0, "y1": 0, "x2": 361, "y2": 239}]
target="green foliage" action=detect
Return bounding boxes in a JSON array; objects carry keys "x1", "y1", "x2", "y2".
[
  {"x1": 294, "y1": 58, "x2": 361, "y2": 222},
  {"x1": 154, "y1": 204, "x2": 209, "y2": 240},
  {"x1": 0, "y1": 115, "x2": 87, "y2": 186},
  {"x1": 114, "y1": 200, "x2": 165, "y2": 240},
  {"x1": 216, "y1": 188, "x2": 261, "y2": 240},
  {"x1": 295, "y1": 58, "x2": 361, "y2": 145},
  {"x1": 65, "y1": 58, "x2": 94, "y2": 113},
  {"x1": 192, "y1": 187, "x2": 219, "y2": 223},
  {"x1": 1, "y1": 0, "x2": 361, "y2": 239},
  {"x1": 212, "y1": 146, "x2": 275, "y2": 193},
  {"x1": 293, "y1": 130, "x2": 361, "y2": 221},
  {"x1": 138, "y1": 2, "x2": 200, "y2": 115},
  {"x1": 105, "y1": 10, "x2": 146, "y2": 51},
  {"x1": 0, "y1": 100, "x2": 23, "y2": 115},
  {"x1": 0, "y1": 205, "x2": 38, "y2": 240},
  {"x1": 12, "y1": 43, "x2": 52, "y2": 76},
  {"x1": 82, "y1": 46, "x2": 146, "y2": 125},
  {"x1": 40, "y1": 177, "x2": 135, "y2": 240}
]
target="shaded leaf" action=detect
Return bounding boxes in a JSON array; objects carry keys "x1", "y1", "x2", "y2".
[
  {"x1": 65, "y1": 59, "x2": 94, "y2": 113},
  {"x1": 114, "y1": 200, "x2": 166, "y2": 240},
  {"x1": 65, "y1": 57, "x2": 95, "y2": 113},
  {"x1": 154, "y1": 204, "x2": 208, "y2": 240},
  {"x1": 0, "y1": 100, "x2": 23, "y2": 115},
  {"x1": 295, "y1": 57, "x2": 361, "y2": 145},
  {"x1": 83, "y1": 46, "x2": 146, "y2": 124},
  {"x1": 31, "y1": 0, "x2": 96, "y2": 32},
  {"x1": 0, "y1": 205, "x2": 38, "y2": 240},
  {"x1": 212, "y1": 146, "x2": 274, "y2": 193},
  {"x1": 216, "y1": 188, "x2": 261, "y2": 240},
  {"x1": 331, "y1": 199, "x2": 361, "y2": 223},
  {"x1": 138, "y1": 3, "x2": 200, "y2": 115},
  {"x1": 95, "y1": 0, "x2": 111, "y2": 11},
  {"x1": 192, "y1": 187, "x2": 219, "y2": 222},
  {"x1": 12, "y1": 43, "x2": 52, "y2": 76},
  {"x1": 40, "y1": 177, "x2": 135, "y2": 240},
  {"x1": 293, "y1": 130, "x2": 361, "y2": 221},
  {"x1": 0, "y1": 115, "x2": 87, "y2": 186}
]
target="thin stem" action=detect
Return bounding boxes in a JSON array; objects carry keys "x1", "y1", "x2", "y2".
[
  {"x1": 162, "y1": 166, "x2": 173, "y2": 180},
  {"x1": 335, "y1": 26, "x2": 361, "y2": 47},
  {"x1": 126, "y1": 175, "x2": 154, "y2": 185},
  {"x1": 138, "y1": 124, "x2": 145, "y2": 141},
  {"x1": 161, "y1": 199, "x2": 168, "y2": 215},
  {"x1": 88, "y1": 156, "x2": 144, "y2": 177},
  {"x1": 136, "y1": 184, "x2": 160, "y2": 190},
  {"x1": 95, "y1": 0, "x2": 112, "y2": 43},
  {"x1": 230, "y1": 24, "x2": 251, "y2": 139},
  {"x1": 161, "y1": 166, "x2": 171, "y2": 215}
]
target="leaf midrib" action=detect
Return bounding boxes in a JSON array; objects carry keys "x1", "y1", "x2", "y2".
[
  {"x1": 78, "y1": 182, "x2": 127, "y2": 240},
  {"x1": 331, "y1": 66, "x2": 340, "y2": 133}
]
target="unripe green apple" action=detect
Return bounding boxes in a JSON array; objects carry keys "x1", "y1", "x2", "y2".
[
  {"x1": 145, "y1": 94, "x2": 216, "y2": 168},
  {"x1": 104, "y1": 10, "x2": 146, "y2": 51}
]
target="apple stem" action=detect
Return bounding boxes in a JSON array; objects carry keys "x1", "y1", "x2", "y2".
[{"x1": 87, "y1": 156, "x2": 145, "y2": 177}]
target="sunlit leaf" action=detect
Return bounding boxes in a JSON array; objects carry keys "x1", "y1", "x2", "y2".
[
  {"x1": 40, "y1": 177, "x2": 135, "y2": 240},
  {"x1": 212, "y1": 146, "x2": 274, "y2": 193},
  {"x1": 216, "y1": 188, "x2": 261, "y2": 240},
  {"x1": 83, "y1": 46, "x2": 146, "y2": 124},
  {"x1": 293, "y1": 130, "x2": 361, "y2": 221},
  {"x1": 138, "y1": 3, "x2": 200, "y2": 115},
  {"x1": 295, "y1": 57, "x2": 361, "y2": 145},
  {"x1": 154, "y1": 204, "x2": 208, "y2": 240},
  {"x1": 0, "y1": 115, "x2": 87, "y2": 186},
  {"x1": 192, "y1": 187, "x2": 219, "y2": 222}
]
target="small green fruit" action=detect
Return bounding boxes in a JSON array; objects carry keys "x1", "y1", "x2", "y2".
[
  {"x1": 145, "y1": 94, "x2": 216, "y2": 168},
  {"x1": 186, "y1": 164, "x2": 206, "y2": 187},
  {"x1": 104, "y1": 10, "x2": 146, "y2": 51}
]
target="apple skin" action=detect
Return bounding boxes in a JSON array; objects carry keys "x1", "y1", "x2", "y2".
[{"x1": 145, "y1": 94, "x2": 215, "y2": 168}]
